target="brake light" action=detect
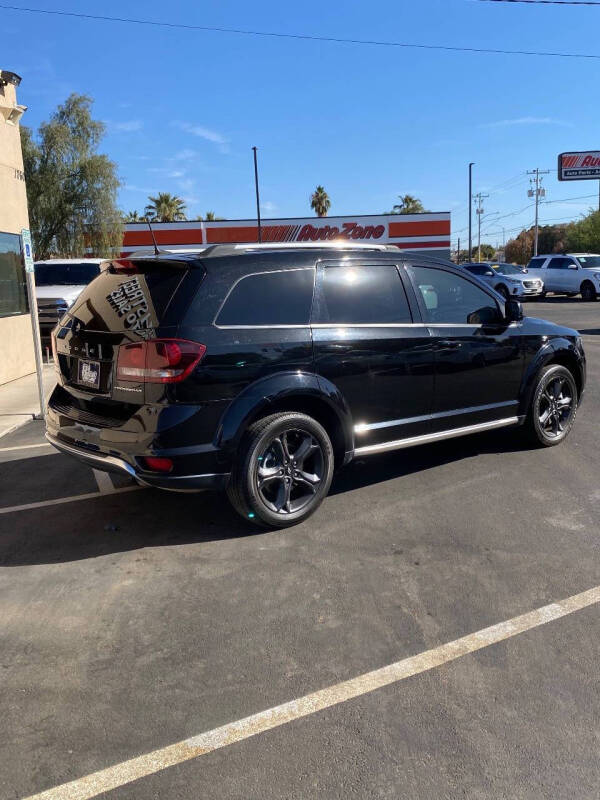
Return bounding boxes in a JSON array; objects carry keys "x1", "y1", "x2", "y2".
[
  {"x1": 112, "y1": 259, "x2": 137, "y2": 272},
  {"x1": 117, "y1": 339, "x2": 206, "y2": 383}
]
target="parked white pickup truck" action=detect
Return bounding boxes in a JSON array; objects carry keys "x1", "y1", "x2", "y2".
[{"x1": 526, "y1": 253, "x2": 600, "y2": 301}]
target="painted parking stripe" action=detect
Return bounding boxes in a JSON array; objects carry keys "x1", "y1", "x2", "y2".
[
  {"x1": 92, "y1": 469, "x2": 115, "y2": 494},
  {"x1": 0, "y1": 442, "x2": 53, "y2": 453},
  {"x1": 0, "y1": 486, "x2": 142, "y2": 515},
  {"x1": 23, "y1": 585, "x2": 600, "y2": 800}
]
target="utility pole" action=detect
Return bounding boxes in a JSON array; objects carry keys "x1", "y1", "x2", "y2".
[
  {"x1": 474, "y1": 192, "x2": 489, "y2": 262},
  {"x1": 457, "y1": 236, "x2": 461, "y2": 264},
  {"x1": 252, "y1": 146, "x2": 262, "y2": 243},
  {"x1": 468, "y1": 163, "x2": 474, "y2": 260},
  {"x1": 527, "y1": 168, "x2": 550, "y2": 256}
]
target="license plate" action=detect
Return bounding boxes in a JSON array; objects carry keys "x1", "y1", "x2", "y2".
[{"x1": 78, "y1": 359, "x2": 100, "y2": 389}]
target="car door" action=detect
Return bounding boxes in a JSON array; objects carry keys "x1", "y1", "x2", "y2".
[
  {"x1": 545, "y1": 256, "x2": 573, "y2": 292},
  {"x1": 405, "y1": 263, "x2": 526, "y2": 432},
  {"x1": 311, "y1": 260, "x2": 435, "y2": 449}
]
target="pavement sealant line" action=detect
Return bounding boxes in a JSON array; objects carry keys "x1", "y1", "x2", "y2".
[{"x1": 22, "y1": 585, "x2": 600, "y2": 800}]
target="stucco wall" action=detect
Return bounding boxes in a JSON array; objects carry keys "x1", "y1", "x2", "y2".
[
  {"x1": 0, "y1": 314, "x2": 35, "y2": 384},
  {"x1": 0, "y1": 73, "x2": 35, "y2": 385}
]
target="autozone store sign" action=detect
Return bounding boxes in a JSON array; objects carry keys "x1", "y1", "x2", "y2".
[
  {"x1": 558, "y1": 151, "x2": 600, "y2": 181},
  {"x1": 121, "y1": 213, "x2": 451, "y2": 255}
]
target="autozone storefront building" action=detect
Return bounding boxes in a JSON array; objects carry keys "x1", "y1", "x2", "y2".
[{"x1": 121, "y1": 213, "x2": 450, "y2": 258}]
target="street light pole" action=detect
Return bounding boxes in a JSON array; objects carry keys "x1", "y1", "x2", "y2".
[
  {"x1": 252, "y1": 146, "x2": 262, "y2": 243},
  {"x1": 468, "y1": 162, "x2": 474, "y2": 260}
]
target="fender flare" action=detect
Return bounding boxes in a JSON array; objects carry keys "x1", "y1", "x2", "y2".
[
  {"x1": 518, "y1": 340, "x2": 584, "y2": 416},
  {"x1": 216, "y1": 371, "x2": 354, "y2": 457}
]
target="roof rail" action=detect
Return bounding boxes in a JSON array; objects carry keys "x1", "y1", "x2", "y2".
[{"x1": 230, "y1": 242, "x2": 398, "y2": 252}]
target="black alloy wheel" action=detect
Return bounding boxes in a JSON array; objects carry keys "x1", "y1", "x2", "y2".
[
  {"x1": 525, "y1": 364, "x2": 578, "y2": 447},
  {"x1": 496, "y1": 284, "x2": 509, "y2": 300},
  {"x1": 227, "y1": 412, "x2": 334, "y2": 527},
  {"x1": 257, "y1": 429, "x2": 324, "y2": 515}
]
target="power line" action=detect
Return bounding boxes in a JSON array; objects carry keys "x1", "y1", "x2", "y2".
[{"x1": 1, "y1": 4, "x2": 600, "y2": 59}]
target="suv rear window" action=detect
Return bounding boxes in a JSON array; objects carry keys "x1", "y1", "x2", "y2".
[{"x1": 216, "y1": 268, "x2": 314, "y2": 326}]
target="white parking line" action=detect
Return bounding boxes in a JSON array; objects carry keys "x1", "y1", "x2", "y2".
[
  {"x1": 23, "y1": 585, "x2": 600, "y2": 800},
  {"x1": 0, "y1": 442, "x2": 53, "y2": 453},
  {"x1": 92, "y1": 469, "x2": 115, "y2": 494},
  {"x1": 0, "y1": 486, "x2": 142, "y2": 515}
]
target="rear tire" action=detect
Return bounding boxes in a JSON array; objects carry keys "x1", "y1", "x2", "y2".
[
  {"x1": 523, "y1": 364, "x2": 578, "y2": 447},
  {"x1": 580, "y1": 280, "x2": 597, "y2": 302},
  {"x1": 227, "y1": 412, "x2": 334, "y2": 528}
]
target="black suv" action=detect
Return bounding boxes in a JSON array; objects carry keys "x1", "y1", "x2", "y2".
[{"x1": 47, "y1": 244, "x2": 586, "y2": 527}]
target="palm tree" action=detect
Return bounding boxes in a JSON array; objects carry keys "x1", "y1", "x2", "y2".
[
  {"x1": 310, "y1": 186, "x2": 331, "y2": 217},
  {"x1": 390, "y1": 195, "x2": 427, "y2": 215},
  {"x1": 144, "y1": 193, "x2": 187, "y2": 222},
  {"x1": 123, "y1": 210, "x2": 142, "y2": 222},
  {"x1": 204, "y1": 211, "x2": 225, "y2": 221}
]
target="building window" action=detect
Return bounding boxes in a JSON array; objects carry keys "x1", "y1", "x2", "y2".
[{"x1": 0, "y1": 232, "x2": 28, "y2": 318}]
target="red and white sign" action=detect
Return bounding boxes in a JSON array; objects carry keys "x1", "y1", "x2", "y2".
[
  {"x1": 558, "y1": 151, "x2": 600, "y2": 181},
  {"x1": 121, "y1": 213, "x2": 451, "y2": 257}
]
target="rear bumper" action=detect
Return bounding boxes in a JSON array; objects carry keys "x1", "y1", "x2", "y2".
[{"x1": 45, "y1": 432, "x2": 230, "y2": 492}]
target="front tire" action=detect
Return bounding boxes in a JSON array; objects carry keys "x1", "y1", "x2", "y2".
[
  {"x1": 227, "y1": 412, "x2": 334, "y2": 527},
  {"x1": 580, "y1": 280, "x2": 597, "y2": 302},
  {"x1": 496, "y1": 284, "x2": 509, "y2": 300},
  {"x1": 523, "y1": 365, "x2": 578, "y2": 447}
]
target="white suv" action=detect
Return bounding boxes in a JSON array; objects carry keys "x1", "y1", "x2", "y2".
[{"x1": 526, "y1": 253, "x2": 600, "y2": 301}]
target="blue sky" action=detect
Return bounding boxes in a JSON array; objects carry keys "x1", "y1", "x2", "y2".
[{"x1": 3, "y1": 0, "x2": 600, "y2": 248}]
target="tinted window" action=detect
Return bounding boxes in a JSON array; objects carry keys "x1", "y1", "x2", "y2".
[
  {"x1": 216, "y1": 269, "x2": 314, "y2": 325},
  {"x1": 34, "y1": 262, "x2": 101, "y2": 286},
  {"x1": 577, "y1": 256, "x2": 600, "y2": 268},
  {"x1": 0, "y1": 232, "x2": 27, "y2": 318},
  {"x1": 547, "y1": 257, "x2": 575, "y2": 270},
  {"x1": 409, "y1": 266, "x2": 501, "y2": 325},
  {"x1": 313, "y1": 264, "x2": 411, "y2": 324},
  {"x1": 528, "y1": 258, "x2": 546, "y2": 270}
]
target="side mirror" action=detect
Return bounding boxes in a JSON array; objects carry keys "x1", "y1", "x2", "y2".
[
  {"x1": 505, "y1": 299, "x2": 523, "y2": 322},
  {"x1": 568, "y1": 263, "x2": 578, "y2": 270}
]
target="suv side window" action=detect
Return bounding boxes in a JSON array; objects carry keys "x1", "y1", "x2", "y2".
[
  {"x1": 216, "y1": 268, "x2": 314, "y2": 326},
  {"x1": 528, "y1": 257, "x2": 547, "y2": 270},
  {"x1": 409, "y1": 265, "x2": 501, "y2": 325},
  {"x1": 548, "y1": 257, "x2": 572, "y2": 270},
  {"x1": 313, "y1": 264, "x2": 411, "y2": 324}
]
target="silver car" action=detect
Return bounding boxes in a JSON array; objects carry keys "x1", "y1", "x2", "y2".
[{"x1": 462, "y1": 262, "x2": 544, "y2": 300}]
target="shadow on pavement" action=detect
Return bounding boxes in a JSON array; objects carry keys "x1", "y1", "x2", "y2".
[{"x1": 0, "y1": 427, "x2": 537, "y2": 568}]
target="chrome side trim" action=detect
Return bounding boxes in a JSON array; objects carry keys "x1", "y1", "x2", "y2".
[
  {"x1": 46, "y1": 433, "x2": 137, "y2": 477},
  {"x1": 353, "y1": 417, "x2": 519, "y2": 456},
  {"x1": 354, "y1": 400, "x2": 517, "y2": 433},
  {"x1": 311, "y1": 323, "x2": 427, "y2": 329}
]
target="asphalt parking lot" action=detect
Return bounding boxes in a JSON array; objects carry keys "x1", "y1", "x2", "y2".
[{"x1": 1, "y1": 298, "x2": 599, "y2": 800}]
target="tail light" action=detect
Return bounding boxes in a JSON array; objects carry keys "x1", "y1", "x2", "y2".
[{"x1": 117, "y1": 339, "x2": 206, "y2": 383}]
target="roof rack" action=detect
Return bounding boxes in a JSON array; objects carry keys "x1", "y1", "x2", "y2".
[{"x1": 230, "y1": 242, "x2": 398, "y2": 252}]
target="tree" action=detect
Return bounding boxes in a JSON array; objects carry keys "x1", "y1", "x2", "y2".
[
  {"x1": 389, "y1": 194, "x2": 428, "y2": 215},
  {"x1": 476, "y1": 244, "x2": 496, "y2": 261},
  {"x1": 144, "y1": 193, "x2": 187, "y2": 222},
  {"x1": 567, "y1": 210, "x2": 600, "y2": 252},
  {"x1": 310, "y1": 186, "x2": 331, "y2": 217},
  {"x1": 21, "y1": 94, "x2": 122, "y2": 259},
  {"x1": 204, "y1": 211, "x2": 225, "y2": 221},
  {"x1": 123, "y1": 210, "x2": 142, "y2": 222}
]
